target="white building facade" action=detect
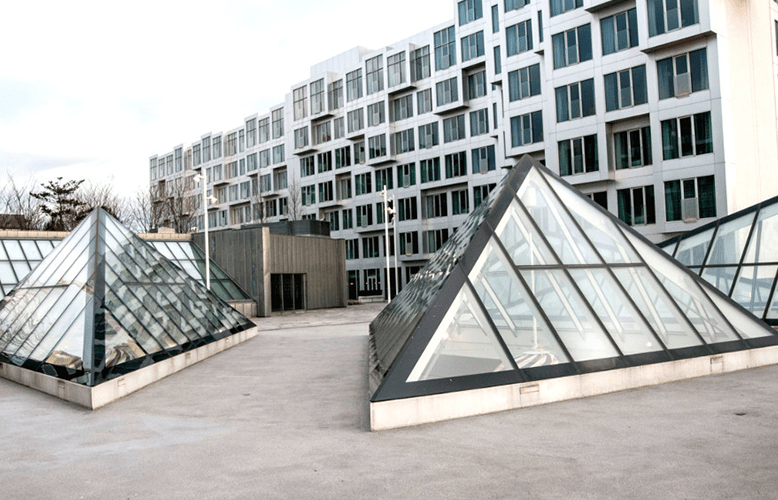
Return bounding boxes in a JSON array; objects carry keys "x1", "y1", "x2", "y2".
[{"x1": 149, "y1": 0, "x2": 778, "y2": 299}]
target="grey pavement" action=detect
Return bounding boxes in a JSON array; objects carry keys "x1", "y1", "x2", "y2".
[{"x1": 2, "y1": 302, "x2": 778, "y2": 499}]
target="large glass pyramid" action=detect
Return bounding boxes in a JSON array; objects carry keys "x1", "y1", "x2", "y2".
[
  {"x1": 369, "y1": 156, "x2": 777, "y2": 404},
  {"x1": 659, "y1": 195, "x2": 778, "y2": 325},
  {"x1": 0, "y1": 208, "x2": 255, "y2": 387}
]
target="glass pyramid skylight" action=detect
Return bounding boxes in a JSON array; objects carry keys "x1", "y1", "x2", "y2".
[
  {"x1": 369, "y1": 157, "x2": 777, "y2": 405},
  {"x1": 659, "y1": 195, "x2": 778, "y2": 325},
  {"x1": 0, "y1": 208, "x2": 255, "y2": 387}
]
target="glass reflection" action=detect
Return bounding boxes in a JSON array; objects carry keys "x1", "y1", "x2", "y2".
[{"x1": 730, "y1": 265, "x2": 778, "y2": 317}]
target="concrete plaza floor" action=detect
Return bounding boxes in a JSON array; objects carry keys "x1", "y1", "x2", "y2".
[{"x1": 2, "y1": 302, "x2": 778, "y2": 499}]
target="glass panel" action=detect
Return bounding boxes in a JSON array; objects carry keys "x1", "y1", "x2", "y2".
[
  {"x1": 521, "y1": 269, "x2": 618, "y2": 361},
  {"x1": 168, "y1": 242, "x2": 189, "y2": 260},
  {"x1": 406, "y1": 286, "x2": 513, "y2": 382},
  {"x1": 661, "y1": 240, "x2": 678, "y2": 256},
  {"x1": 469, "y1": 240, "x2": 569, "y2": 366},
  {"x1": 103, "y1": 316, "x2": 145, "y2": 367},
  {"x1": 543, "y1": 173, "x2": 640, "y2": 263},
  {"x1": 569, "y1": 269, "x2": 662, "y2": 355},
  {"x1": 743, "y1": 203, "x2": 778, "y2": 264},
  {"x1": 705, "y1": 287, "x2": 772, "y2": 340},
  {"x1": 16, "y1": 285, "x2": 81, "y2": 361},
  {"x1": 674, "y1": 228, "x2": 715, "y2": 266},
  {"x1": 37, "y1": 240, "x2": 55, "y2": 257},
  {"x1": 221, "y1": 280, "x2": 244, "y2": 300},
  {"x1": 152, "y1": 242, "x2": 175, "y2": 260},
  {"x1": 179, "y1": 242, "x2": 196, "y2": 259},
  {"x1": 705, "y1": 213, "x2": 755, "y2": 266},
  {"x1": 612, "y1": 267, "x2": 701, "y2": 349},
  {"x1": 11, "y1": 261, "x2": 31, "y2": 281},
  {"x1": 179, "y1": 260, "x2": 201, "y2": 280},
  {"x1": 494, "y1": 200, "x2": 558, "y2": 266},
  {"x1": 518, "y1": 169, "x2": 600, "y2": 265},
  {"x1": 730, "y1": 265, "x2": 778, "y2": 317},
  {"x1": 0, "y1": 262, "x2": 16, "y2": 283},
  {"x1": 625, "y1": 231, "x2": 739, "y2": 345},
  {"x1": 43, "y1": 311, "x2": 87, "y2": 370},
  {"x1": 700, "y1": 266, "x2": 737, "y2": 295},
  {"x1": 3, "y1": 240, "x2": 25, "y2": 260},
  {"x1": 0, "y1": 241, "x2": 8, "y2": 260},
  {"x1": 20, "y1": 240, "x2": 42, "y2": 260}
]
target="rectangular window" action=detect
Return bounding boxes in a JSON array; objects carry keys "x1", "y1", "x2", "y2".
[
  {"x1": 273, "y1": 145, "x2": 285, "y2": 164},
  {"x1": 202, "y1": 137, "x2": 211, "y2": 162},
  {"x1": 411, "y1": 46, "x2": 431, "y2": 82},
  {"x1": 471, "y1": 145, "x2": 495, "y2": 173},
  {"x1": 362, "y1": 236, "x2": 380, "y2": 258},
  {"x1": 367, "y1": 101, "x2": 385, "y2": 127},
  {"x1": 368, "y1": 134, "x2": 387, "y2": 159},
  {"x1": 558, "y1": 135, "x2": 598, "y2": 176},
  {"x1": 505, "y1": 0, "x2": 530, "y2": 12},
  {"x1": 552, "y1": 24, "x2": 592, "y2": 69},
  {"x1": 436, "y1": 77, "x2": 459, "y2": 106},
  {"x1": 614, "y1": 127, "x2": 652, "y2": 170},
  {"x1": 354, "y1": 141, "x2": 366, "y2": 164},
  {"x1": 648, "y1": 0, "x2": 699, "y2": 37},
  {"x1": 392, "y1": 129, "x2": 415, "y2": 155},
  {"x1": 317, "y1": 151, "x2": 332, "y2": 173},
  {"x1": 328, "y1": 79, "x2": 343, "y2": 111},
  {"x1": 293, "y1": 86, "x2": 307, "y2": 121},
  {"x1": 618, "y1": 185, "x2": 656, "y2": 226},
  {"x1": 492, "y1": 4, "x2": 499, "y2": 32},
  {"x1": 661, "y1": 112, "x2": 712, "y2": 160},
  {"x1": 424, "y1": 229, "x2": 450, "y2": 253},
  {"x1": 301, "y1": 185, "x2": 316, "y2": 206},
  {"x1": 226, "y1": 133, "x2": 236, "y2": 156},
  {"x1": 425, "y1": 192, "x2": 448, "y2": 219},
  {"x1": 259, "y1": 149, "x2": 271, "y2": 168},
  {"x1": 665, "y1": 176, "x2": 714, "y2": 221},
  {"x1": 510, "y1": 111, "x2": 544, "y2": 147},
  {"x1": 473, "y1": 183, "x2": 496, "y2": 207},
  {"x1": 555, "y1": 79, "x2": 595, "y2": 122},
  {"x1": 346, "y1": 69, "x2": 363, "y2": 101},
  {"x1": 355, "y1": 172, "x2": 372, "y2": 196},
  {"x1": 310, "y1": 79, "x2": 325, "y2": 115},
  {"x1": 345, "y1": 239, "x2": 359, "y2": 259},
  {"x1": 420, "y1": 158, "x2": 441, "y2": 183},
  {"x1": 261, "y1": 174, "x2": 272, "y2": 193},
  {"x1": 445, "y1": 151, "x2": 467, "y2": 178},
  {"x1": 333, "y1": 117, "x2": 345, "y2": 139},
  {"x1": 271, "y1": 109, "x2": 284, "y2": 139},
  {"x1": 357, "y1": 205, "x2": 374, "y2": 228},
  {"x1": 657, "y1": 48, "x2": 709, "y2": 99},
  {"x1": 418, "y1": 122, "x2": 439, "y2": 149},
  {"x1": 329, "y1": 211, "x2": 339, "y2": 231},
  {"x1": 274, "y1": 169, "x2": 287, "y2": 190},
  {"x1": 212, "y1": 137, "x2": 222, "y2": 158},
  {"x1": 300, "y1": 156, "x2": 315, "y2": 177},
  {"x1": 175, "y1": 148, "x2": 182, "y2": 171},
  {"x1": 193, "y1": 144, "x2": 201, "y2": 166},
  {"x1": 397, "y1": 163, "x2": 416, "y2": 188},
  {"x1": 434, "y1": 26, "x2": 457, "y2": 70},
  {"x1": 550, "y1": 0, "x2": 582, "y2": 16},
  {"x1": 366, "y1": 55, "x2": 384, "y2": 95},
  {"x1": 239, "y1": 130, "x2": 245, "y2": 153},
  {"x1": 443, "y1": 114, "x2": 466, "y2": 143},
  {"x1": 468, "y1": 70, "x2": 487, "y2": 99},
  {"x1": 337, "y1": 176, "x2": 352, "y2": 200},
  {"x1": 342, "y1": 209, "x2": 354, "y2": 230},
  {"x1": 388, "y1": 52, "x2": 406, "y2": 87},
  {"x1": 294, "y1": 127, "x2": 309, "y2": 150},
  {"x1": 375, "y1": 168, "x2": 393, "y2": 190},
  {"x1": 241, "y1": 180, "x2": 251, "y2": 199},
  {"x1": 508, "y1": 63, "x2": 541, "y2": 102},
  {"x1": 506, "y1": 20, "x2": 533, "y2": 57},
  {"x1": 538, "y1": 10, "x2": 543, "y2": 42},
  {"x1": 347, "y1": 108, "x2": 364, "y2": 133},
  {"x1": 398, "y1": 196, "x2": 418, "y2": 221},
  {"x1": 247, "y1": 153, "x2": 258, "y2": 172},
  {"x1": 417, "y1": 89, "x2": 433, "y2": 114},
  {"x1": 391, "y1": 94, "x2": 414, "y2": 122},
  {"x1": 313, "y1": 121, "x2": 331, "y2": 145},
  {"x1": 452, "y1": 189, "x2": 469, "y2": 215},
  {"x1": 604, "y1": 65, "x2": 648, "y2": 111},
  {"x1": 494, "y1": 45, "x2": 502, "y2": 75},
  {"x1": 335, "y1": 146, "x2": 351, "y2": 169},
  {"x1": 459, "y1": 0, "x2": 483, "y2": 25},
  {"x1": 318, "y1": 181, "x2": 333, "y2": 202},
  {"x1": 470, "y1": 108, "x2": 489, "y2": 136},
  {"x1": 601, "y1": 8, "x2": 638, "y2": 55},
  {"x1": 258, "y1": 119, "x2": 269, "y2": 144},
  {"x1": 400, "y1": 231, "x2": 419, "y2": 256},
  {"x1": 461, "y1": 31, "x2": 485, "y2": 62}
]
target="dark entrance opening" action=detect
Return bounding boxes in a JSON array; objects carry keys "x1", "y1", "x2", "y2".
[
  {"x1": 348, "y1": 270, "x2": 359, "y2": 301},
  {"x1": 271, "y1": 273, "x2": 306, "y2": 312}
]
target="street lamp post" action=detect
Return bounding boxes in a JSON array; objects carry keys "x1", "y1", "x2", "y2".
[
  {"x1": 380, "y1": 185, "x2": 396, "y2": 303},
  {"x1": 193, "y1": 173, "x2": 218, "y2": 290}
]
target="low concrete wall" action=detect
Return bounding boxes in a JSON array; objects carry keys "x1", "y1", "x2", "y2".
[
  {"x1": 370, "y1": 345, "x2": 778, "y2": 431},
  {"x1": 0, "y1": 327, "x2": 257, "y2": 409}
]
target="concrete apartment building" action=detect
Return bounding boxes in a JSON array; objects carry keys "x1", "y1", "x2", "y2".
[{"x1": 149, "y1": 0, "x2": 778, "y2": 300}]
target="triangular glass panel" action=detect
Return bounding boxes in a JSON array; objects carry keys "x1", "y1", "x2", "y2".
[
  {"x1": 704, "y1": 213, "x2": 756, "y2": 266},
  {"x1": 730, "y1": 265, "x2": 778, "y2": 318},
  {"x1": 743, "y1": 203, "x2": 778, "y2": 264},
  {"x1": 494, "y1": 199, "x2": 558, "y2": 266},
  {"x1": 406, "y1": 286, "x2": 513, "y2": 382},
  {"x1": 675, "y1": 227, "x2": 715, "y2": 267},
  {"x1": 700, "y1": 266, "x2": 738, "y2": 295}
]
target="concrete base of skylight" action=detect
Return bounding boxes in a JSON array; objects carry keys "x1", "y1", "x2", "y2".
[
  {"x1": 370, "y1": 345, "x2": 778, "y2": 431},
  {"x1": 0, "y1": 327, "x2": 258, "y2": 410}
]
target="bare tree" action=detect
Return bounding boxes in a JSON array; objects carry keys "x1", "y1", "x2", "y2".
[
  {"x1": 251, "y1": 179, "x2": 267, "y2": 224},
  {"x1": 127, "y1": 184, "x2": 165, "y2": 233},
  {"x1": 163, "y1": 174, "x2": 198, "y2": 233},
  {"x1": 286, "y1": 177, "x2": 303, "y2": 221},
  {"x1": 76, "y1": 179, "x2": 129, "y2": 224},
  {"x1": 1, "y1": 173, "x2": 44, "y2": 230}
]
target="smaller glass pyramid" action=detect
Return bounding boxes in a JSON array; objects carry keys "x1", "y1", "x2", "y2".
[
  {"x1": 660, "y1": 195, "x2": 778, "y2": 324},
  {"x1": 369, "y1": 156, "x2": 777, "y2": 404},
  {"x1": 0, "y1": 208, "x2": 255, "y2": 386}
]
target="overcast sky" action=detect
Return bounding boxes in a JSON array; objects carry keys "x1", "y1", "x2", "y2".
[{"x1": 0, "y1": 0, "x2": 454, "y2": 198}]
